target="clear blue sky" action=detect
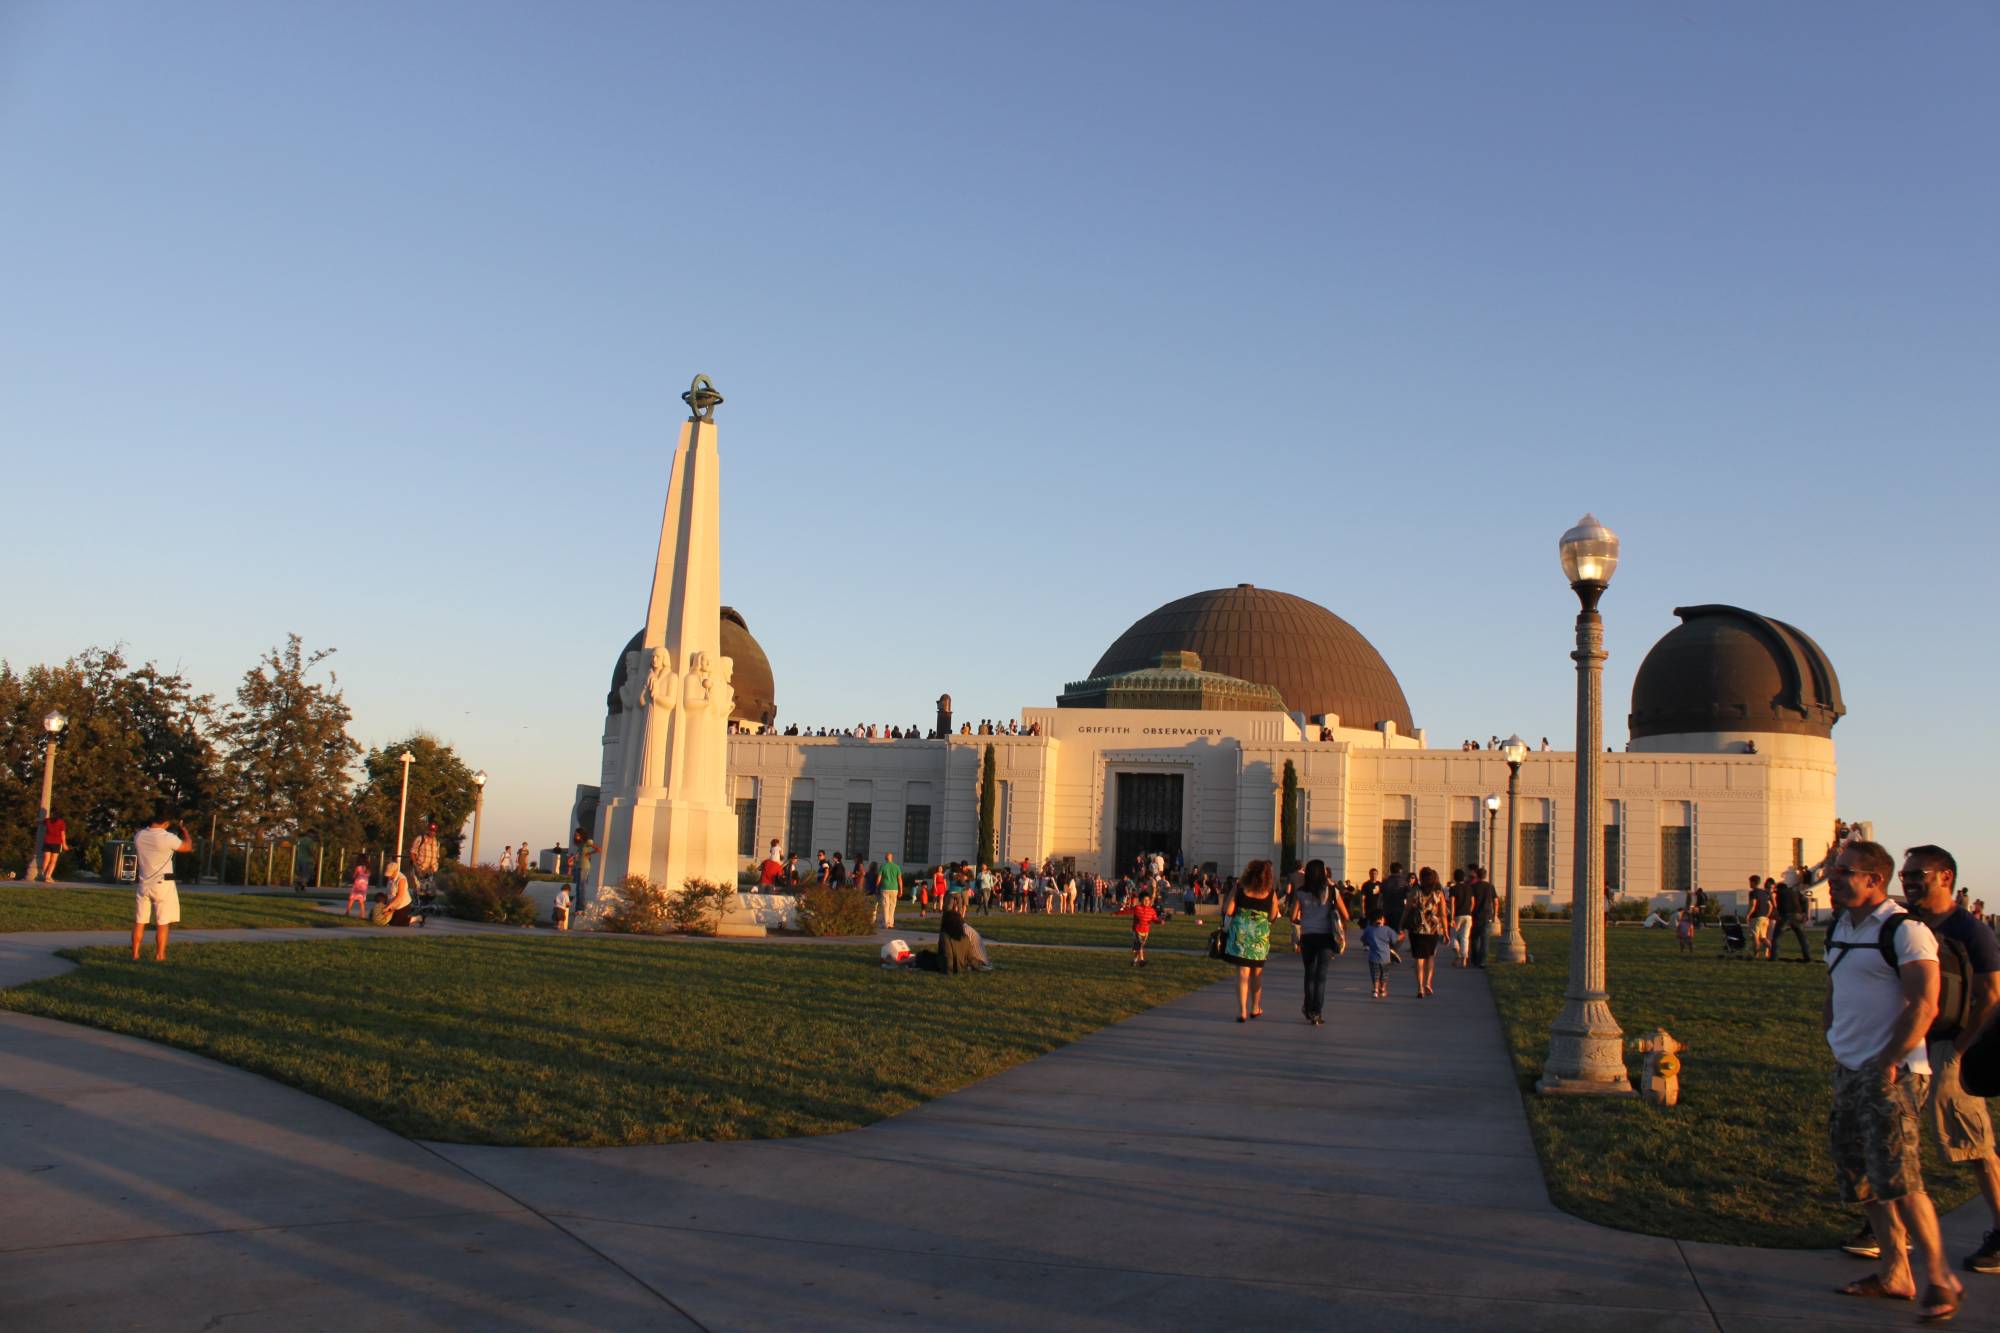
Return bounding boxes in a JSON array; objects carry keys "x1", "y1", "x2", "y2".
[{"x1": 5, "y1": 2, "x2": 1994, "y2": 884}]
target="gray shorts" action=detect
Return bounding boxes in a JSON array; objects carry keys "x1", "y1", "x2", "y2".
[{"x1": 1927, "y1": 1040, "x2": 1996, "y2": 1163}]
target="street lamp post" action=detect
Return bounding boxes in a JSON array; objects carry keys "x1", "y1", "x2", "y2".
[
  {"x1": 32, "y1": 710, "x2": 66, "y2": 882},
  {"x1": 470, "y1": 770, "x2": 487, "y2": 867},
  {"x1": 394, "y1": 751, "x2": 415, "y2": 867},
  {"x1": 1539, "y1": 514, "x2": 1633, "y2": 1095},
  {"x1": 1484, "y1": 794, "x2": 1500, "y2": 934},
  {"x1": 1495, "y1": 737, "x2": 1530, "y2": 962}
]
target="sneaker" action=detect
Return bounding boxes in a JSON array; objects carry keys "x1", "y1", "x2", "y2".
[
  {"x1": 1964, "y1": 1228, "x2": 2000, "y2": 1274},
  {"x1": 1842, "y1": 1221, "x2": 1881, "y2": 1260}
]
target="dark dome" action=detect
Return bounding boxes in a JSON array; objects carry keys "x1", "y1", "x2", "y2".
[
  {"x1": 1629, "y1": 605, "x2": 1844, "y2": 741},
  {"x1": 1089, "y1": 585, "x2": 1415, "y2": 733},
  {"x1": 606, "y1": 607, "x2": 777, "y2": 729}
]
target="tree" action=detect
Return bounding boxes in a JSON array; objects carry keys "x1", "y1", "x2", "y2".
[
  {"x1": 1280, "y1": 759, "x2": 1300, "y2": 878},
  {"x1": 217, "y1": 636, "x2": 359, "y2": 843},
  {"x1": 976, "y1": 744, "x2": 997, "y2": 869},
  {"x1": 0, "y1": 649, "x2": 218, "y2": 876},
  {"x1": 353, "y1": 732, "x2": 479, "y2": 860}
]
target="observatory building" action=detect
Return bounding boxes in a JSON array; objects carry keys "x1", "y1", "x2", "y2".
[{"x1": 580, "y1": 587, "x2": 1841, "y2": 908}]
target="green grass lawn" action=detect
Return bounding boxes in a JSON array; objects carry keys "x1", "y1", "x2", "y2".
[
  {"x1": 0, "y1": 935, "x2": 1221, "y2": 1146},
  {"x1": 0, "y1": 885, "x2": 357, "y2": 933},
  {"x1": 910, "y1": 908, "x2": 1220, "y2": 950},
  {"x1": 1486, "y1": 921, "x2": 1977, "y2": 1248}
]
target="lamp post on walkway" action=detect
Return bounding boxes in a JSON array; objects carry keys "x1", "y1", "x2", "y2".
[
  {"x1": 1494, "y1": 736, "x2": 1529, "y2": 962},
  {"x1": 1539, "y1": 514, "x2": 1633, "y2": 1096},
  {"x1": 394, "y1": 751, "x2": 414, "y2": 866},
  {"x1": 469, "y1": 770, "x2": 487, "y2": 867},
  {"x1": 1484, "y1": 794, "x2": 1499, "y2": 931},
  {"x1": 32, "y1": 710, "x2": 66, "y2": 882}
]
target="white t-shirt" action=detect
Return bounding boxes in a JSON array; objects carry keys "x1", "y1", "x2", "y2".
[
  {"x1": 555, "y1": 888, "x2": 571, "y2": 912},
  {"x1": 134, "y1": 826, "x2": 180, "y2": 888},
  {"x1": 1827, "y1": 899, "x2": 1939, "y2": 1074}
]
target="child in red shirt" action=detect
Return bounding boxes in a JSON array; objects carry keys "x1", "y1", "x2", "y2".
[{"x1": 1117, "y1": 888, "x2": 1159, "y2": 966}]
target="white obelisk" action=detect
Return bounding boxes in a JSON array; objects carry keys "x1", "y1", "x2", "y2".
[{"x1": 593, "y1": 375, "x2": 741, "y2": 904}]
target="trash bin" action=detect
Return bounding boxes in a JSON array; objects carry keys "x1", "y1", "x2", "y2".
[{"x1": 102, "y1": 840, "x2": 137, "y2": 883}]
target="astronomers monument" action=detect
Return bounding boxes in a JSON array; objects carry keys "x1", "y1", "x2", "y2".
[{"x1": 590, "y1": 375, "x2": 742, "y2": 904}]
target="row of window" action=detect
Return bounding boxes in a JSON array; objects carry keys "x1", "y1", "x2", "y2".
[
  {"x1": 740, "y1": 799, "x2": 934, "y2": 866},
  {"x1": 1382, "y1": 818, "x2": 1691, "y2": 892}
]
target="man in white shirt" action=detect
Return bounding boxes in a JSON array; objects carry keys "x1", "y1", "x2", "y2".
[
  {"x1": 1824, "y1": 837, "x2": 1960, "y2": 1318},
  {"x1": 132, "y1": 812, "x2": 193, "y2": 962}
]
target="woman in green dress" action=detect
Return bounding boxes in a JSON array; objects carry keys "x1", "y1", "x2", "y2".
[{"x1": 1223, "y1": 858, "x2": 1280, "y2": 1021}]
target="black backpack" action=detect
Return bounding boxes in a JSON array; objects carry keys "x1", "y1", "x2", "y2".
[{"x1": 1825, "y1": 912, "x2": 1974, "y2": 1043}]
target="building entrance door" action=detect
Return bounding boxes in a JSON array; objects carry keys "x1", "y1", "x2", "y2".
[{"x1": 1113, "y1": 772, "x2": 1183, "y2": 877}]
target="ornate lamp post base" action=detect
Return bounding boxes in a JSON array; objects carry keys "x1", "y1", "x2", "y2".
[
  {"x1": 1493, "y1": 931, "x2": 1530, "y2": 964},
  {"x1": 1538, "y1": 1001, "x2": 1633, "y2": 1095}
]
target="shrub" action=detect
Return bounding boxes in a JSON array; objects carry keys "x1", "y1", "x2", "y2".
[
  {"x1": 666, "y1": 877, "x2": 736, "y2": 936},
  {"x1": 599, "y1": 876, "x2": 737, "y2": 936},
  {"x1": 796, "y1": 885, "x2": 874, "y2": 936},
  {"x1": 1609, "y1": 898, "x2": 1651, "y2": 922},
  {"x1": 601, "y1": 875, "x2": 672, "y2": 935},
  {"x1": 440, "y1": 865, "x2": 536, "y2": 926}
]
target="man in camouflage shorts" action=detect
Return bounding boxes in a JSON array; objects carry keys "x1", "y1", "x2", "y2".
[{"x1": 1824, "y1": 837, "x2": 1962, "y2": 1320}]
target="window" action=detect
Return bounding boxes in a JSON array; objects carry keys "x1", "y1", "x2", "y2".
[
  {"x1": 1791, "y1": 837, "x2": 1805, "y2": 872},
  {"x1": 1519, "y1": 823, "x2": 1552, "y2": 888},
  {"x1": 735, "y1": 798, "x2": 757, "y2": 857},
  {"x1": 1661, "y1": 827, "x2": 1693, "y2": 894},
  {"x1": 1382, "y1": 819, "x2": 1413, "y2": 871},
  {"x1": 844, "y1": 803, "x2": 873, "y2": 865},
  {"x1": 1449, "y1": 822, "x2": 1480, "y2": 878},
  {"x1": 1603, "y1": 826, "x2": 1622, "y2": 895},
  {"x1": 903, "y1": 805, "x2": 932, "y2": 866},
  {"x1": 786, "y1": 800, "x2": 813, "y2": 856}
]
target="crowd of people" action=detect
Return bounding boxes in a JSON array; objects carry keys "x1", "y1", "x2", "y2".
[{"x1": 758, "y1": 718, "x2": 1047, "y2": 738}]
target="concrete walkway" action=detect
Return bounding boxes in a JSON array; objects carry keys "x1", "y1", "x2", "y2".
[{"x1": 2, "y1": 930, "x2": 1995, "y2": 1331}]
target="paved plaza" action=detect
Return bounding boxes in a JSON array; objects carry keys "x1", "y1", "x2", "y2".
[{"x1": 2, "y1": 925, "x2": 1996, "y2": 1331}]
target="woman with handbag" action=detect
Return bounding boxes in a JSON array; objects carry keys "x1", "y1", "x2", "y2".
[
  {"x1": 1399, "y1": 866, "x2": 1452, "y2": 997},
  {"x1": 1223, "y1": 859, "x2": 1280, "y2": 1022},
  {"x1": 1290, "y1": 858, "x2": 1347, "y2": 1025}
]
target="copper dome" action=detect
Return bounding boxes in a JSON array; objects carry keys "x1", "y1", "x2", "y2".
[
  {"x1": 1629, "y1": 605, "x2": 1843, "y2": 741},
  {"x1": 1089, "y1": 585, "x2": 1415, "y2": 733},
  {"x1": 606, "y1": 607, "x2": 777, "y2": 729}
]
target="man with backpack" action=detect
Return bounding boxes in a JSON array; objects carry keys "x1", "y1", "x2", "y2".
[
  {"x1": 1823, "y1": 838, "x2": 1961, "y2": 1321},
  {"x1": 1771, "y1": 870, "x2": 1813, "y2": 961}
]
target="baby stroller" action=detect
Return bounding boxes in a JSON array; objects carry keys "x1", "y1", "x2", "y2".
[{"x1": 1718, "y1": 916, "x2": 1748, "y2": 960}]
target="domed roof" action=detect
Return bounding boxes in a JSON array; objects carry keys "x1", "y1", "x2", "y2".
[
  {"x1": 606, "y1": 607, "x2": 777, "y2": 729},
  {"x1": 1088, "y1": 585, "x2": 1415, "y2": 733},
  {"x1": 1629, "y1": 604, "x2": 1844, "y2": 741}
]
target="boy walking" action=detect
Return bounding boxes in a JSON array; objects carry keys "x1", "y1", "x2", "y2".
[{"x1": 1361, "y1": 910, "x2": 1398, "y2": 998}]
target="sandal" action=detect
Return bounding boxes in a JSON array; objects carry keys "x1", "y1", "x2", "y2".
[
  {"x1": 1835, "y1": 1274, "x2": 1913, "y2": 1300},
  {"x1": 1919, "y1": 1282, "x2": 1962, "y2": 1323}
]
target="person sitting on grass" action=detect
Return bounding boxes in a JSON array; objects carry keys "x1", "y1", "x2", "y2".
[
  {"x1": 1116, "y1": 886, "x2": 1159, "y2": 967},
  {"x1": 931, "y1": 898, "x2": 991, "y2": 973}
]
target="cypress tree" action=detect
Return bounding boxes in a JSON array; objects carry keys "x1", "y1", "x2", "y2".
[
  {"x1": 977, "y1": 744, "x2": 998, "y2": 868},
  {"x1": 1280, "y1": 759, "x2": 1300, "y2": 877}
]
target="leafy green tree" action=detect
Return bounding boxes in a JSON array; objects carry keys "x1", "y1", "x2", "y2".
[
  {"x1": 217, "y1": 636, "x2": 359, "y2": 843},
  {"x1": 353, "y1": 732, "x2": 479, "y2": 860},
  {"x1": 976, "y1": 744, "x2": 997, "y2": 869},
  {"x1": 0, "y1": 649, "x2": 218, "y2": 875},
  {"x1": 1280, "y1": 759, "x2": 1300, "y2": 877}
]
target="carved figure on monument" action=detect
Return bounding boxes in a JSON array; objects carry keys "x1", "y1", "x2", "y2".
[
  {"x1": 616, "y1": 644, "x2": 680, "y2": 788},
  {"x1": 672, "y1": 650, "x2": 733, "y2": 801}
]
